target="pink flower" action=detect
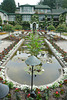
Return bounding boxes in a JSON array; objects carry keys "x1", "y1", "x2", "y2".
[
  {"x1": 38, "y1": 91, "x2": 40, "y2": 94},
  {"x1": 56, "y1": 91, "x2": 58, "y2": 94},
  {"x1": 27, "y1": 93, "x2": 30, "y2": 98},
  {"x1": 47, "y1": 86, "x2": 49, "y2": 89},
  {"x1": 15, "y1": 88, "x2": 18, "y2": 90}
]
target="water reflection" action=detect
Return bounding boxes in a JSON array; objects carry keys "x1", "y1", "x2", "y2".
[{"x1": 6, "y1": 55, "x2": 61, "y2": 86}]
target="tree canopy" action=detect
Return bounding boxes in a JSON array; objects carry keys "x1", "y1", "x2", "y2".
[
  {"x1": 1, "y1": 0, "x2": 16, "y2": 13},
  {"x1": 62, "y1": 0, "x2": 67, "y2": 8},
  {"x1": 0, "y1": 16, "x2": 2, "y2": 26},
  {"x1": 38, "y1": 0, "x2": 66, "y2": 9}
]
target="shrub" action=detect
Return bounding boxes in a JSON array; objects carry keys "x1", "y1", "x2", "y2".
[
  {"x1": 15, "y1": 88, "x2": 20, "y2": 92},
  {"x1": 3, "y1": 24, "x2": 14, "y2": 32},
  {"x1": 60, "y1": 89, "x2": 64, "y2": 95},
  {"x1": 27, "y1": 97, "x2": 33, "y2": 100},
  {"x1": 64, "y1": 79, "x2": 67, "y2": 85},
  {"x1": 13, "y1": 24, "x2": 22, "y2": 30},
  {"x1": 15, "y1": 92, "x2": 21, "y2": 100},
  {"x1": 54, "y1": 91, "x2": 60, "y2": 98},
  {"x1": 47, "y1": 25, "x2": 55, "y2": 31},
  {"x1": 56, "y1": 24, "x2": 67, "y2": 32},
  {"x1": 0, "y1": 16, "x2": 2, "y2": 26},
  {"x1": 7, "y1": 82, "x2": 14, "y2": 89},
  {"x1": 8, "y1": 21, "x2": 16, "y2": 26}
]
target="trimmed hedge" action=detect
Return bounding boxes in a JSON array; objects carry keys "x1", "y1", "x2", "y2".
[
  {"x1": 3, "y1": 24, "x2": 14, "y2": 32},
  {"x1": 13, "y1": 25, "x2": 22, "y2": 30},
  {"x1": 56, "y1": 24, "x2": 67, "y2": 32},
  {"x1": 47, "y1": 25, "x2": 55, "y2": 31}
]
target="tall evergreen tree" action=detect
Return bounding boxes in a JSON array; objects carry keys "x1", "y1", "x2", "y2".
[
  {"x1": 38, "y1": 0, "x2": 63, "y2": 9},
  {"x1": 1, "y1": 0, "x2": 16, "y2": 13},
  {"x1": 62, "y1": 0, "x2": 67, "y2": 8},
  {"x1": 0, "y1": 16, "x2": 2, "y2": 26}
]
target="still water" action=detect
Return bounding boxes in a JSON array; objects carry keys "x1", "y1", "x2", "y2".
[{"x1": 6, "y1": 54, "x2": 61, "y2": 86}]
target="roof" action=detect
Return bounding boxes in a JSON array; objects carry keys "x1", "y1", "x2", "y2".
[
  {"x1": 35, "y1": 5, "x2": 50, "y2": 9},
  {"x1": 0, "y1": 9, "x2": 8, "y2": 14},
  {"x1": 52, "y1": 7, "x2": 67, "y2": 14},
  {"x1": 19, "y1": 4, "x2": 35, "y2": 7}
]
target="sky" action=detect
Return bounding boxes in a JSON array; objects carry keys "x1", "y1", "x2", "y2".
[{"x1": 0, "y1": 0, "x2": 40, "y2": 6}]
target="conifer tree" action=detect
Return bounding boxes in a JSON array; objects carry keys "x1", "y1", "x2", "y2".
[{"x1": 1, "y1": 0, "x2": 16, "y2": 13}]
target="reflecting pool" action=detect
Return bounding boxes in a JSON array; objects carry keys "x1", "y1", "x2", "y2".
[{"x1": 5, "y1": 37, "x2": 62, "y2": 86}]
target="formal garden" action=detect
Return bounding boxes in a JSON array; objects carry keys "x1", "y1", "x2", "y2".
[
  {"x1": 0, "y1": 27, "x2": 67, "y2": 100},
  {"x1": 0, "y1": 5, "x2": 67, "y2": 99}
]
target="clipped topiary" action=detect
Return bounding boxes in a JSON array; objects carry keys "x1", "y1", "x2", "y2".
[
  {"x1": 3, "y1": 24, "x2": 14, "y2": 32},
  {"x1": 47, "y1": 25, "x2": 55, "y2": 31},
  {"x1": 13, "y1": 24, "x2": 22, "y2": 30}
]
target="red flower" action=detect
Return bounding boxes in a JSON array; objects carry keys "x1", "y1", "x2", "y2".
[
  {"x1": 47, "y1": 86, "x2": 49, "y2": 89},
  {"x1": 56, "y1": 91, "x2": 58, "y2": 94},
  {"x1": 38, "y1": 91, "x2": 40, "y2": 94},
  {"x1": 0, "y1": 68, "x2": 1, "y2": 71},
  {"x1": 3, "y1": 81, "x2": 6, "y2": 84},
  {"x1": 15, "y1": 88, "x2": 19, "y2": 92},
  {"x1": 27, "y1": 93, "x2": 30, "y2": 98},
  {"x1": 0, "y1": 77, "x2": 3, "y2": 80},
  {"x1": 15, "y1": 88, "x2": 18, "y2": 90}
]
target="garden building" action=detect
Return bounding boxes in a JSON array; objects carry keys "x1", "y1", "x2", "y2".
[{"x1": 0, "y1": 4, "x2": 67, "y2": 29}]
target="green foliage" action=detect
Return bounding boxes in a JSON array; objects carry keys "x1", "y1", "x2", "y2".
[
  {"x1": 1, "y1": 0, "x2": 16, "y2": 13},
  {"x1": 8, "y1": 21, "x2": 16, "y2": 26},
  {"x1": 44, "y1": 15, "x2": 48, "y2": 26},
  {"x1": 36, "y1": 93, "x2": 42, "y2": 100},
  {"x1": 56, "y1": 23, "x2": 67, "y2": 32},
  {"x1": 0, "y1": 16, "x2": 2, "y2": 25},
  {"x1": 39, "y1": 22, "x2": 45, "y2": 29},
  {"x1": 21, "y1": 21, "x2": 30, "y2": 30},
  {"x1": 13, "y1": 25, "x2": 22, "y2": 30},
  {"x1": 27, "y1": 97, "x2": 33, "y2": 100},
  {"x1": 62, "y1": 0, "x2": 67, "y2": 8},
  {"x1": 31, "y1": 14, "x2": 39, "y2": 23},
  {"x1": 54, "y1": 91, "x2": 60, "y2": 98},
  {"x1": 51, "y1": 16, "x2": 53, "y2": 25},
  {"x1": 4, "y1": 20, "x2": 7, "y2": 24},
  {"x1": 7, "y1": 82, "x2": 14, "y2": 89},
  {"x1": 59, "y1": 14, "x2": 65, "y2": 24},
  {"x1": 3, "y1": 24, "x2": 14, "y2": 32},
  {"x1": 47, "y1": 25, "x2": 55, "y2": 31},
  {"x1": 15, "y1": 92, "x2": 21, "y2": 100},
  {"x1": 38, "y1": 0, "x2": 63, "y2": 9},
  {"x1": 15, "y1": 15, "x2": 22, "y2": 24},
  {"x1": 26, "y1": 34, "x2": 43, "y2": 56}
]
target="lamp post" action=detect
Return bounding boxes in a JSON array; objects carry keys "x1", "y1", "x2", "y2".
[
  {"x1": 0, "y1": 83, "x2": 9, "y2": 99},
  {"x1": 25, "y1": 56, "x2": 41, "y2": 93}
]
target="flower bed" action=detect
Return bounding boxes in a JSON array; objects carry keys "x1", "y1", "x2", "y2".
[
  {"x1": 0, "y1": 32, "x2": 7, "y2": 35},
  {"x1": 0, "y1": 35, "x2": 20, "y2": 62}
]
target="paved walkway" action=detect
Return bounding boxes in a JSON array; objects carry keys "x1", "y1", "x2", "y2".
[
  {"x1": 0, "y1": 34, "x2": 9, "y2": 40},
  {"x1": 0, "y1": 40, "x2": 13, "y2": 52},
  {"x1": 0, "y1": 34, "x2": 13, "y2": 52},
  {"x1": 47, "y1": 31, "x2": 67, "y2": 52},
  {"x1": 56, "y1": 41, "x2": 67, "y2": 52}
]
